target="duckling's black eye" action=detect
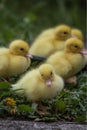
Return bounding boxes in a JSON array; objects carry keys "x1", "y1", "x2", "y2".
[
  {"x1": 73, "y1": 45, "x2": 78, "y2": 48},
  {"x1": 50, "y1": 72, "x2": 53, "y2": 75},
  {"x1": 64, "y1": 31, "x2": 68, "y2": 34},
  {"x1": 41, "y1": 74, "x2": 44, "y2": 77},
  {"x1": 20, "y1": 48, "x2": 24, "y2": 51}
]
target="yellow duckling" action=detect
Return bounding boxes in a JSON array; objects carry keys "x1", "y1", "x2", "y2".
[
  {"x1": 30, "y1": 24, "x2": 71, "y2": 57},
  {"x1": 71, "y1": 28, "x2": 87, "y2": 66},
  {"x1": 12, "y1": 64, "x2": 64, "y2": 113},
  {"x1": 46, "y1": 38, "x2": 87, "y2": 81},
  {"x1": 71, "y1": 28, "x2": 83, "y2": 41},
  {"x1": 0, "y1": 40, "x2": 32, "y2": 79}
]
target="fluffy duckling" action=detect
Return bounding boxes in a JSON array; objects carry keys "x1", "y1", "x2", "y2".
[
  {"x1": 71, "y1": 28, "x2": 83, "y2": 41},
  {"x1": 30, "y1": 25, "x2": 71, "y2": 57},
  {"x1": 12, "y1": 64, "x2": 64, "y2": 113},
  {"x1": 0, "y1": 40, "x2": 32, "y2": 79},
  {"x1": 46, "y1": 38, "x2": 87, "y2": 81},
  {"x1": 71, "y1": 29, "x2": 87, "y2": 66}
]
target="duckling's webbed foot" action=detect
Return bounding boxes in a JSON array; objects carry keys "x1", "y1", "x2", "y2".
[
  {"x1": 36, "y1": 109, "x2": 50, "y2": 115},
  {"x1": 66, "y1": 76, "x2": 77, "y2": 84},
  {"x1": 5, "y1": 77, "x2": 11, "y2": 82},
  {"x1": 33, "y1": 101, "x2": 50, "y2": 115}
]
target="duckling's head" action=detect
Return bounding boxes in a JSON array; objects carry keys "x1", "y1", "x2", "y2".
[
  {"x1": 54, "y1": 24, "x2": 71, "y2": 40},
  {"x1": 39, "y1": 64, "x2": 55, "y2": 87},
  {"x1": 71, "y1": 28, "x2": 83, "y2": 41},
  {"x1": 64, "y1": 37, "x2": 87, "y2": 54},
  {"x1": 9, "y1": 40, "x2": 32, "y2": 58}
]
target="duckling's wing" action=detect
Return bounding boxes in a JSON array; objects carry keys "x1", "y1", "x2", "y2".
[
  {"x1": 58, "y1": 61, "x2": 73, "y2": 78},
  {"x1": 62, "y1": 64, "x2": 73, "y2": 77},
  {"x1": 47, "y1": 55, "x2": 73, "y2": 78},
  {"x1": 0, "y1": 48, "x2": 8, "y2": 55},
  {"x1": 0, "y1": 55, "x2": 8, "y2": 70},
  {"x1": 30, "y1": 37, "x2": 54, "y2": 56}
]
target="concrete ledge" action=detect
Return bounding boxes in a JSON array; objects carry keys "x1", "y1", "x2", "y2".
[{"x1": 0, "y1": 119, "x2": 87, "y2": 130}]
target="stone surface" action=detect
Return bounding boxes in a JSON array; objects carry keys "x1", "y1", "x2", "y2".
[{"x1": 0, "y1": 119, "x2": 87, "y2": 130}]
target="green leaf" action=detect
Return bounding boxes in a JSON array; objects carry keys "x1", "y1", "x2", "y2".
[
  {"x1": 55, "y1": 100, "x2": 66, "y2": 112},
  {"x1": 18, "y1": 104, "x2": 34, "y2": 113},
  {"x1": 0, "y1": 91, "x2": 12, "y2": 99},
  {"x1": 0, "y1": 82, "x2": 11, "y2": 90},
  {"x1": 26, "y1": 12, "x2": 37, "y2": 23},
  {"x1": 74, "y1": 115, "x2": 86, "y2": 122}
]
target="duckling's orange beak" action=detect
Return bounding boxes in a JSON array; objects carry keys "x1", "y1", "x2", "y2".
[
  {"x1": 26, "y1": 53, "x2": 33, "y2": 58},
  {"x1": 80, "y1": 49, "x2": 87, "y2": 55},
  {"x1": 46, "y1": 80, "x2": 52, "y2": 87}
]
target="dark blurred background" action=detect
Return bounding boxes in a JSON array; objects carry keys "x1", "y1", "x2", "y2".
[{"x1": 0, "y1": 0, "x2": 86, "y2": 45}]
